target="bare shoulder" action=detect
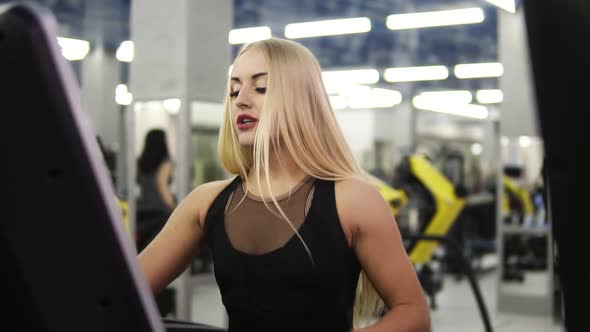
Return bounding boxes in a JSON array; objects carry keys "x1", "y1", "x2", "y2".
[
  {"x1": 335, "y1": 176, "x2": 385, "y2": 210},
  {"x1": 335, "y1": 177, "x2": 391, "y2": 243},
  {"x1": 193, "y1": 177, "x2": 236, "y2": 194},
  {"x1": 183, "y1": 177, "x2": 237, "y2": 228},
  {"x1": 335, "y1": 176, "x2": 378, "y2": 197}
]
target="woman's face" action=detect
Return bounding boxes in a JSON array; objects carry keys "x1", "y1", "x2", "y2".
[{"x1": 229, "y1": 48, "x2": 268, "y2": 146}]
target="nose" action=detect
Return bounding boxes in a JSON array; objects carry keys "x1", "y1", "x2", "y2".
[{"x1": 234, "y1": 88, "x2": 251, "y2": 110}]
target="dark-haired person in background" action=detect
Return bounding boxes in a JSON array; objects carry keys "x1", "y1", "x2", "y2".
[{"x1": 136, "y1": 128, "x2": 176, "y2": 252}]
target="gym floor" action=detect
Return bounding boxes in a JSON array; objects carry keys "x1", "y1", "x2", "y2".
[{"x1": 186, "y1": 268, "x2": 564, "y2": 331}]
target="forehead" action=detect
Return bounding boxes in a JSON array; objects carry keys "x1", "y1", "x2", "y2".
[{"x1": 231, "y1": 48, "x2": 268, "y2": 78}]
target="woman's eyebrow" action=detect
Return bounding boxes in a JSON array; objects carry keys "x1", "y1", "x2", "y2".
[{"x1": 230, "y1": 72, "x2": 268, "y2": 82}]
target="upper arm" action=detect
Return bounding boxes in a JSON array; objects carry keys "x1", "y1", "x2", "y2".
[
  {"x1": 138, "y1": 178, "x2": 232, "y2": 293},
  {"x1": 336, "y1": 178, "x2": 427, "y2": 310}
]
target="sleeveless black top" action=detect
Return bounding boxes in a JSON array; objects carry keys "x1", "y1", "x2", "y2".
[{"x1": 203, "y1": 177, "x2": 361, "y2": 332}]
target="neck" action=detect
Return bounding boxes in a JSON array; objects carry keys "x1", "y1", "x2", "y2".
[{"x1": 245, "y1": 149, "x2": 308, "y2": 197}]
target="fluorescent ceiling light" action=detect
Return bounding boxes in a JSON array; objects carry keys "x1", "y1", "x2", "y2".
[
  {"x1": 386, "y1": 8, "x2": 484, "y2": 30},
  {"x1": 323, "y1": 81, "x2": 350, "y2": 95},
  {"x1": 322, "y1": 69, "x2": 379, "y2": 94},
  {"x1": 229, "y1": 26, "x2": 271, "y2": 44},
  {"x1": 455, "y1": 62, "x2": 504, "y2": 79},
  {"x1": 476, "y1": 89, "x2": 504, "y2": 103},
  {"x1": 163, "y1": 98, "x2": 182, "y2": 114},
  {"x1": 413, "y1": 96, "x2": 488, "y2": 119},
  {"x1": 383, "y1": 66, "x2": 449, "y2": 82},
  {"x1": 330, "y1": 86, "x2": 402, "y2": 109},
  {"x1": 116, "y1": 40, "x2": 134, "y2": 62},
  {"x1": 416, "y1": 90, "x2": 473, "y2": 104},
  {"x1": 115, "y1": 84, "x2": 133, "y2": 106},
  {"x1": 432, "y1": 104, "x2": 489, "y2": 119},
  {"x1": 329, "y1": 96, "x2": 348, "y2": 110},
  {"x1": 338, "y1": 84, "x2": 371, "y2": 97},
  {"x1": 486, "y1": 0, "x2": 516, "y2": 13},
  {"x1": 56, "y1": 37, "x2": 90, "y2": 61},
  {"x1": 285, "y1": 17, "x2": 371, "y2": 39},
  {"x1": 348, "y1": 88, "x2": 402, "y2": 109}
]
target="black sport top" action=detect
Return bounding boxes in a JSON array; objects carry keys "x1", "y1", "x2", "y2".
[{"x1": 203, "y1": 176, "x2": 361, "y2": 332}]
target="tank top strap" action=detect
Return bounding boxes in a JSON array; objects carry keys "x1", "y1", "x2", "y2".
[
  {"x1": 203, "y1": 176, "x2": 242, "y2": 239},
  {"x1": 308, "y1": 178, "x2": 337, "y2": 219},
  {"x1": 307, "y1": 178, "x2": 352, "y2": 252}
]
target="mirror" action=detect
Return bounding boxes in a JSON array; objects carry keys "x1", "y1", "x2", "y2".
[{"x1": 497, "y1": 136, "x2": 554, "y2": 317}]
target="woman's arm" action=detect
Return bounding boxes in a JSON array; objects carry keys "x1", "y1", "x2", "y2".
[
  {"x1": 156, "y1": 159, "x2": 176, "y2": 210},
  {"x1": 336, "y1": 178, "x2": 431, "y2": 332},
  {"x1": 139, "y1": 178, "x2": 233, "y2": 294}
]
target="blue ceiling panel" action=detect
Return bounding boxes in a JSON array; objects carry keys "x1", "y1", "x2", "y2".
[
  {"x1": 0, "y1": 0, "x2": 501, "y2": 91},
  {"x1": 233, "y1": 0, "x2": 500, "y2": 90}
]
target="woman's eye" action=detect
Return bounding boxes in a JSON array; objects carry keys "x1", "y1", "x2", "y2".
[
  {"x1": 230, "y1": 90, "x2": 239, "y2": 98},
  {"x1": 255, "y1": 87, "x2": 267, "y2": 94}
]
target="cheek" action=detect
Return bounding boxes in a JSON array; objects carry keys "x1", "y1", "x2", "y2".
[
  {"x1": 253, "y1": 96, "x2": 265, "y2": 114},
  {"x1": 229, "y1": 105, "x2": 238, "y2": 118}
]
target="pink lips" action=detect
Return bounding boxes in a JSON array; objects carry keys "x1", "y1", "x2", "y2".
[{"x1": 237, "y1": 114, "x2": 258, "y2": 130}]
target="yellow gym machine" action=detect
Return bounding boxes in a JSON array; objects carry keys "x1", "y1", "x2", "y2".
[
  {"x1": 370, "y1": 154, "x2": 492, "y2": 332},
  {"x1": 370, "y1": 154, "x2": 466, "y2": 263},
  {"x1": 501, "y1": 174, "x2": 547, "y2": 282},
  {"x1": 502, "y1": 176, "x2": 534, "y2": 225}
]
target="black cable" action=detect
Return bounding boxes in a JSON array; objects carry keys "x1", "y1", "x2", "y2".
[{"x1": 403, "y1": 234, "x2": 493, "y2": 332}]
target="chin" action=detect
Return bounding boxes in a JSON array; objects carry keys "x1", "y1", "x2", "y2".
[
  {"x1": 238, "y1": 135, "x2": 255, "y2": 146},
  {"x1": 238, "y1": 141, "x2": 255, "y2": 147}
]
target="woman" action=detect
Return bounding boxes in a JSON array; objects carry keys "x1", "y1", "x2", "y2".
[
  {"x1": 139, "y1": 38, "x2": 430, "y2": 331},
  {"x1": 136, "y1": 128, "x2": 176, "y2": 252}
]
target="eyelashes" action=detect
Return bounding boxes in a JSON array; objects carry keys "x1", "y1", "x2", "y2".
[{"x1": 230, "y1": 87, "x2": 267, "y2": 98}]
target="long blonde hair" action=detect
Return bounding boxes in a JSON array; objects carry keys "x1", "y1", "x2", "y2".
[{"x1": 218, "y1": 38, "x2": 384, "y2": 327}]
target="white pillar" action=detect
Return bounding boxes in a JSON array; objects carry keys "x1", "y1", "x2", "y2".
[
  {"x1": 80, "y1": 45, "x2": 121, "y2": 148},
  {"x1": 129, "y1": 0, "x2": 232, "y2": 322},
  {"x1": 499, "y1": 8, "x2": 539, "y2": 138}
]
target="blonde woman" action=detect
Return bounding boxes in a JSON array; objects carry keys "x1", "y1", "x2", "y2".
[{"x1": 139, "y1": 38, "x2": 430, "y2": 332}]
